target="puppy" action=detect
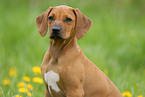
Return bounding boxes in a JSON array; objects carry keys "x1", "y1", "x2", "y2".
[{"x1": 35, "y1": 5, "x2": 122, "y2": 97}]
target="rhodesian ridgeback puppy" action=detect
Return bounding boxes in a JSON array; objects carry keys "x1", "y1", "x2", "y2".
[{"x1": 35, "y1": 5, "x2": 122, "y2": 97}]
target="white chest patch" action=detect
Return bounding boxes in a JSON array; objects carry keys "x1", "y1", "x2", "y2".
[{"x1": 44, "y1": 70, "x2": 60, "y2": 92}]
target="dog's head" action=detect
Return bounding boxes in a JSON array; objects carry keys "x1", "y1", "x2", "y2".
[{"x1": 35, "y1": 5, "x2": 92, "y2": 40}]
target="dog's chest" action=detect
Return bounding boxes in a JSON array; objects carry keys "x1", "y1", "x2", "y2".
[{"x1": 44, "y1": 70, "x2": 60, "y2": 92}]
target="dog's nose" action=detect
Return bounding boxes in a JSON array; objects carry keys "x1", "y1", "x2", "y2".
[{"x1": 52, "y1": 26, "x2": 61, "y2": 33}]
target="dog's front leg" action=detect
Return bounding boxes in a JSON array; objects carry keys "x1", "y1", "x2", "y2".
[
  {"x1": 66, "y1": 87, "x2": 84, "y2": 97},
  {"x1": 45, "y1": 87, "x2": 51, "y2": 97},
  {"x1": 61, "y1": 67, "x2": 85, "y2": 97}
]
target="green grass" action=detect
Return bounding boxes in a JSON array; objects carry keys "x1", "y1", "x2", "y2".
[{"x1": 0, "y1": 0, "x2": 145, "y2": 96}]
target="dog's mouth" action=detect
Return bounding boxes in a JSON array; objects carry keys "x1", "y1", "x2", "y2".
[{"x1": 49, "y1": 32, "x2": 63, "y2": 40}]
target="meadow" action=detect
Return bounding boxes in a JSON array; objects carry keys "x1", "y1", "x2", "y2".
[{"x1": 0, "y1": 0, "x2": 145, "y2": 97}]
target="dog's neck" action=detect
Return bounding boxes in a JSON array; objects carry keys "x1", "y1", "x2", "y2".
[{"x1": 49, "y1": 35, "x2": 77, "y2": 60}]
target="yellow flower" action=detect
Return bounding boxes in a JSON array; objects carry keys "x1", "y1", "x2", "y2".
[
  {"x1": 9, "y1": 67, "x2": 17, "y2": 77},
  {"x1": 138, "y1": 95, "x2": 143, "y2": 97},
  {"x1": 23, "y1": 76, "x2": 31, "y2": 82},
  {"x1": 33, "y1": 77, "x2": 43, "y2": 83},
  {"x1": 122, "y1": 91, "x2": 132, "y2": 97},
  {"x1": 32, "y1": 66, "x2": 41, "y2": 75},
  {"x1": 18, "y1": 88, "x2": 28, "y2": 93},
  {"x1": 27, "y1": 84, "x2": 33, "y2": 90},
  {"x1": 0, "y1": 91, "x2": 2, "y2": 95},
  {"x1": 17, "y1": 82, "x2": 25, "y2": 88},
  {"x1": 15, "y1": 95, "x2": 22, "y2": 97},
  {"x1": 3, "y1": 79, "x2": 11, "y2": 85},
  {"x1": 27, "y1": 92, "x2": 32, "y2": 96}
]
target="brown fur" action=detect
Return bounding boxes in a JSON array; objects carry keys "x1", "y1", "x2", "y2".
[{"x1": 35, "y1": 5, "x2": 122, "y2": 97}]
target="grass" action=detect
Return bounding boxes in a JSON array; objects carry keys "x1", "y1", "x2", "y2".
[{"x1": 0, "y1": 0, "x2": 145, "y2": 96}]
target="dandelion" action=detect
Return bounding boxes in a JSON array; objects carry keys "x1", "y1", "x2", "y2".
[
  {"x1": 0, "y1": 91, "x2": 2, "y2": 95},
  {"x1": 18, "y1": 88, "x2": 28, "y2": 93},
  {"x1": 17, "y1": 82, "x2": 25, "y2": 88},
  {"x1": 32, "y1": 66, "x2": 41, "y2": 75},
  {"x1": 27, "y1": 92, "x2": 32, "y2": 96},
  {"x1": 122, "y1": 91, "x2": 132, "y2": 97},
  {"x1": 138, "y1": 95, "x2": 143, "y2": 97},
  {"x1": 33, "y1": 77, "x2": 43, "y2": 84},
  {"x1": 27, "y1": 84, "x2": 33, "y2": 90},
  {"x1": 0, "y1": 87, "x2": 4, "y2": 96},
  {"x1": 23, "y1": 76, "x2": 31, "y2": 82},
  {"x1": 15, "y1": 95, "x2": 22, "y2": 97},
  {"x1": 3, "y1": 79, "x2": 11, "y2": 85},
  {"x1": 9, "y1": 67, "x2": 17, "y2": 77}
]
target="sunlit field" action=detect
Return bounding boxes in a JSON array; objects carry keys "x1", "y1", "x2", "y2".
[{"x1": 0, "y1": 0, "x2": 145, "y2": 97}]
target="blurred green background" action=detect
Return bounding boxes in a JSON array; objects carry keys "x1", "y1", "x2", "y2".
[{"x1": 0, "y1": 0, "x2": 145, "y2": 96}]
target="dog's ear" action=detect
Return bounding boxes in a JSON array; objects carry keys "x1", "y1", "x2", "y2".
[
  {"x1": 73, "y1": 8, "x2": 92, "y2": 39},
  {"x1": 35, "y1": 7, "x2": 53, "y2": 37}
]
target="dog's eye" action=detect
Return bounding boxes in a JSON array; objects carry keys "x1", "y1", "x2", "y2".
[
  {"x1": 65, "y1": 18, "x2": 72, "y2": 22},
  {"x1": 48, "y1": 16, "x2": 54, "y2": 21}
]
